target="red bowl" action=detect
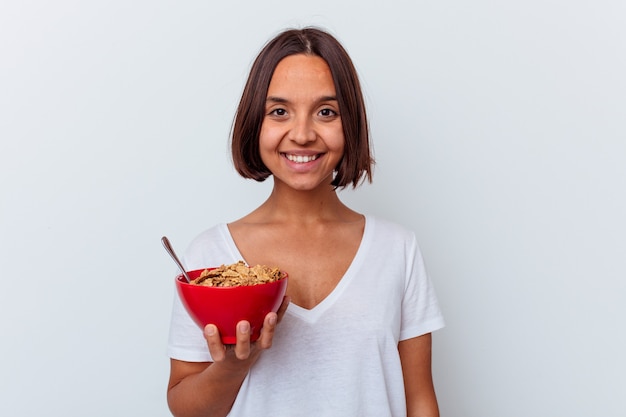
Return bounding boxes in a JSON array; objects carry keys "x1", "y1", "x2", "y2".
[{"x1": 175, "y1": 267, "x2": 288, "y2": 344}]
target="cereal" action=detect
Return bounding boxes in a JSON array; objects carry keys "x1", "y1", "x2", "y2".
[{"x1": 191, "y1": 261, "x2": 286, "y2": 287}]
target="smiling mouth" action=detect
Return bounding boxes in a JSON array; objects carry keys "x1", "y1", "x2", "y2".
[{"x1": 284, "y1": 154, "x2": 320, "y2": 163}]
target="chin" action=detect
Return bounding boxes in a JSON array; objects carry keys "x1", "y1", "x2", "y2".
[
  {"x1": 273, "y1": 172, "x2": 334, "y2": 191},
  {"x1": 274, "y1": 178, "x2": 332, "y2": 192}
]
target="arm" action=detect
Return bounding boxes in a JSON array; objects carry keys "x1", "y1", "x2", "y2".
[
  {"x1": 398, "y1": 333, "x2": 440, "y2": 417},
  {"x1": 167, "y1": 297, "x2": 289, "y2": 417},
  {"x1": 167, "y1": 355, "x2": 248, "y2": 417}
]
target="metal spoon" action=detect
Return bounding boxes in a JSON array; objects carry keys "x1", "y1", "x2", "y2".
[{"x1": 161, "y1": 236, "x2": 191, "y2": 283}]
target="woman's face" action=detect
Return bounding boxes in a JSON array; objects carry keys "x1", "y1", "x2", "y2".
[{"x1": 259, "y1": 54, "x2": 345, "y2": 192}]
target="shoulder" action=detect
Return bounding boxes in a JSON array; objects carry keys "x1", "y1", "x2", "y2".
[
  {"x1": 186, "y1": 224, "x2": 227, "y2": 250},
  {"x1": 182, "y1": 224, "x2": 233, "y2": 270},
  {"x1": 367, "y1": 215, "x2": 417, "y2": 243}
]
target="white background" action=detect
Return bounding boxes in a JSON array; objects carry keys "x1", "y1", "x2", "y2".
[{"x1": 1, "y1": 1, "x2": 624, "y2": 416}]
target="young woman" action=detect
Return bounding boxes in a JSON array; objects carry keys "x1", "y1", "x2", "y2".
[{"x1": 167, "y1": 27, "x2": 445, "y2": 417}]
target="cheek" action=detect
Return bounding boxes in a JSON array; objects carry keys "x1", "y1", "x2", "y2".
[
  {"x1": 259, "y1": 123, "x2": 280, "y2": 147},
  {"x1": 327, "y1": 127, "x2": 346, "y2": 154},
  {"x1": 258, "y1": 126, "x2": 281, "y2": 168},
  {"x1": 258, "y1": 127, "x2": 273, "y2": 154}
]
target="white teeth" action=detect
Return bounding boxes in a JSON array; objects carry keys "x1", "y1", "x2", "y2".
[{"x1": 286, "y1": 154, "x2": 318, "y2": 163}]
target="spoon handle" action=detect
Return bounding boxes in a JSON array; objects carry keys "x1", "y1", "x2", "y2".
[{"x1": 161, "y1": 236, "x2": 192, "y2": 283}]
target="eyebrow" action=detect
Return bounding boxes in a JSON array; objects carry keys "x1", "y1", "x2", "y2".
[{"x1": 265, "y1": 95, "x2": 338, "y2": 104}]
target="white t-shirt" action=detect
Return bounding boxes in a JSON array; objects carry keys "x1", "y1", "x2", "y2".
[{"x1": 167, "y1": 215, "x2": 445, "y2": 417}]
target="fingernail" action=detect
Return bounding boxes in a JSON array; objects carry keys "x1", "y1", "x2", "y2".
[
  {"x1": 206, "y1": 325, "x2": 216, "y2": 336},
  {"x1": 268, "y1": 314, "x2": 277, "y2": 326},
  {"x1": 238, "y1": 322, "x2": 250, "y2": 334}
]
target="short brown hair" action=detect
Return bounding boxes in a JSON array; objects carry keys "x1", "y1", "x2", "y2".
[{"x1": 231, "y1": 27, "x2": 374, "y2": 189}]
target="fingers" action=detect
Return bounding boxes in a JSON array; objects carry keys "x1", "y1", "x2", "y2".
[
  {"x1": 254, "y1": 297, "x2": 291, "y2": 349},
  {"x1": 204, "y1": 324, "x2": 226, "y2": 362},
  {"x1": 234, "y1": 321, "x2": 252, "y2": 360},
  {"x1": 256, "y1": 312, "x2": 278, "y2": 349},
  {"x1": 205, "y1": 322, "x2": 254, "y2": 361},
  {"x1": 203, "y1": 300, "x2": 291, "y2": 362}
]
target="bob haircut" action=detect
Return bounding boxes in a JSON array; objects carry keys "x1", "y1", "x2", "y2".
[{"x1": 231, "y1": 27, "x2": 374, "y2": 189}]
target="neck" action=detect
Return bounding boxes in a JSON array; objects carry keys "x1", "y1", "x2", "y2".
[{"x1": 253, "y1": 181, "x2": 356, "y2": 224}]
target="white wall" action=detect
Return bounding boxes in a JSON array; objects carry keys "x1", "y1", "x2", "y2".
[{"x1": 1, "y1": 1, "x2": 624, "y2": 416}]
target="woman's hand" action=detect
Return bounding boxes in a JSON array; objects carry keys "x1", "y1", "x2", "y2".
[{"x1": 204, "y1": 295, "x2": 290, "y2": 363}]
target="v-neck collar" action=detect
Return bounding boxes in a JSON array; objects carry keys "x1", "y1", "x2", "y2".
[{"x1": 219, "y1": 215, "x2": 374, "y2": 323}]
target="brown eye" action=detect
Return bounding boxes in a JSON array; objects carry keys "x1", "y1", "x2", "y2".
[
  {"x1": 319, "y1": 108, "x2": 337, "y2": 117},
  {"x1": 269, "y1": 108, "x2": 287, "y2": 116}
]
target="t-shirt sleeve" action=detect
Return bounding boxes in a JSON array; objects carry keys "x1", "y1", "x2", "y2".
[
  {"x1": 167, "y1": 289, "x2": 214, "y2": 362},
  {"x1": 399, "y1": 234, "x2": 445, "y2": 341}
]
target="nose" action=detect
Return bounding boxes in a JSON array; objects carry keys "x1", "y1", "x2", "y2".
[{"x1": 288, "y1": 115, "x2": 316, "y2": 145}]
